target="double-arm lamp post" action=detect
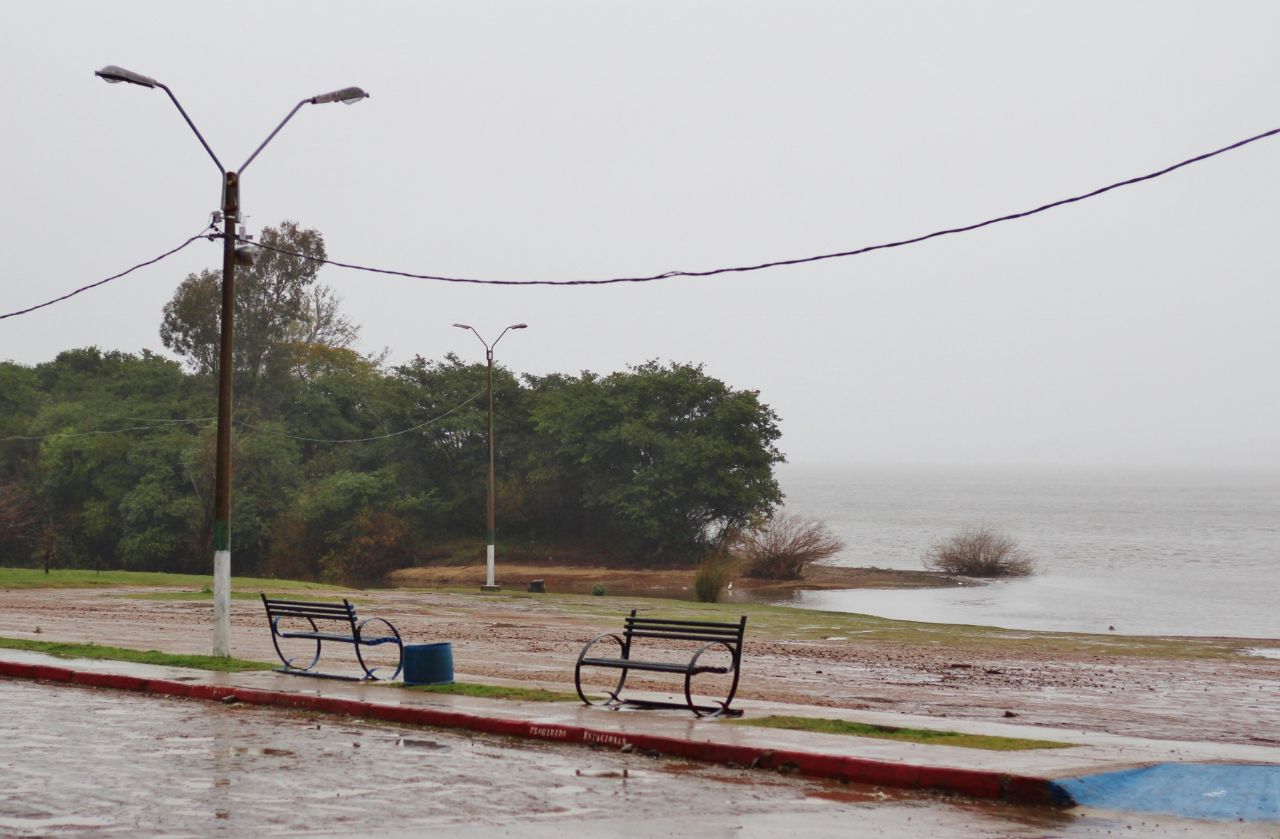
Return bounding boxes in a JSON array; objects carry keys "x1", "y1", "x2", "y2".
[
  {"x1": 452, "y1": 323, "x2": 527, "y2": 591},
  {"x1": 96, "y1": 65, "x2": 367, "y2": 656}
]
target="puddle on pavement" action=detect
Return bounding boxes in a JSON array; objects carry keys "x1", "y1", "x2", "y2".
[
  {"x1": 0, "y1": 815, "x2": 112, "y2": 831},
  {"x1": 398, "y1": 737, "x2": 450, "y2": 750},
  {"x1": 228, "y1": 746, "x2": 297, "y2": 758},
  {"x1": 10, "y1": 677, "x2": 1253, "y2": 837},
  {"x1": 808, "y1": 788, "x2": 907, "y2": 805}
]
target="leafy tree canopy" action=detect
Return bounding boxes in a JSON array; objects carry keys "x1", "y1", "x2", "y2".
[{"x1": 159, "y1": 221, "x2": 358, "y2": 394}]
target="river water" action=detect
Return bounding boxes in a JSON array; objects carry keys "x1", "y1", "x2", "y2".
[{"x1": 768, "y1": 464, "x2": 1280, "y2": 639}]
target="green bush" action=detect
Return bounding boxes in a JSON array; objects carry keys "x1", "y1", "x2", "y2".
[
  {"x1": 693, "y1": 555, "x2": 734, "y2": 603},
  {"x1": 591, "y1": 583, "x2": 607, "y2": 596}
]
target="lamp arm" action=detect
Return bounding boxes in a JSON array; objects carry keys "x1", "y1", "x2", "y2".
[
  {"x1": 492, "y1": 327, "x2": 516, "y2": 350},
  {"x1": 239, "y1": 99, "x2": 309, "y2": 175},
  {"x1": 157, "y1": 83, "x2": 225, "y2": 175}
]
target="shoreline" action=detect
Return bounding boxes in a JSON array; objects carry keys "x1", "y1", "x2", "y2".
[{"x1": 387, "y1": 562, "x2": 975, "y2": 596}]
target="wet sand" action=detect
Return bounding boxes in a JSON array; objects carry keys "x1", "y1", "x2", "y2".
[{"x1": 0, "y1": 582, "x2": 1275, "y2": 748}]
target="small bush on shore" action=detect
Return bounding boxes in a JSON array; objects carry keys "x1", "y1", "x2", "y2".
[
  {"x1": 736, "y1": 513, "x2": 845, "y2": 580},
  {"x1": 923, "y1": 525, "x2": 1035, "y2": 577},
  {"x1": 693, "y1": 554, "x2": 734, "y2": 603}
]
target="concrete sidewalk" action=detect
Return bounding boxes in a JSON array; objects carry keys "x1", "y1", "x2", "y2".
[{"x1": 2, "y1": 649, "x2": 1277, "y2": 820}]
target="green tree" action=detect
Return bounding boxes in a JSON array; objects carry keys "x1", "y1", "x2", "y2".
[
  {"x1": 530, "y1": 361, "x2": 784, "y2": 560},
  {"x1": 22, "y1": 349, "x2": 212, "y2": 571},
  {"x1": 159, "y1": 221, "x2": 358, "y2": 394},
  {"x1": 265, "y1": 468, "x2": 412, "y2": 583}
]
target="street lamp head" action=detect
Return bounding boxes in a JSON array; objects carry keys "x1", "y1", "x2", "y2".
[
  {"x1": 95, "y1": 65, "x2": 158, "y2": 89},
  {"x1": 509, "y1": 323, "x2": 529, "y2": 330},
  {"x1": 311, "y1": 86, "x2": 369, "y2": 105},
  {"x1": 452, "y1": 323, "x2": 472, "y2": 330}
]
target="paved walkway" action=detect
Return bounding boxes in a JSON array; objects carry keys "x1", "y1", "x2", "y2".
[{"x1": 2, "y1": 650, "x2": 1276, "y2": 822}]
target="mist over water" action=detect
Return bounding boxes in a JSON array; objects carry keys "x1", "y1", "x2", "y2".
[{"x1": 773, "y1": 464, "x2": 1280, "y2": 638}]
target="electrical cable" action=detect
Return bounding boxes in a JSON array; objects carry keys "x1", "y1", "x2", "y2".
[
  {"x1": 1, "y1": 417, "x2": 215, "y2": 443},
  {"x1": 5, "y1": 390, "x2": 484, "y2": 446},
  {"x1": 237, "y1": 389, "x2": 484, "y2": 443},
  {"x1": 240, "y1": 124, "x2": 1280, "y2": 286},
  {"x1": 0, "y1": 226, "x2": 216, "y2": 321}
]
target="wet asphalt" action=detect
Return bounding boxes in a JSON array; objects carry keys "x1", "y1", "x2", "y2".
[{"x1": 3, "y1": 679, "x2": 1272, "y2": 838}]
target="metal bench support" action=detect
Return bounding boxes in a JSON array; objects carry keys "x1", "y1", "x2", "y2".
[
  {"x1": 261, "y1": 594, "x2": 404, "y2": 681},
  {"x1": 575, "y1": 609, "x2": 746, "y2": 717}
]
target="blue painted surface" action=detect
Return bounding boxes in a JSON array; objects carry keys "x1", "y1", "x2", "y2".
[
  {"x1": 403, "y1": 642, "x2": 454, "y2": 686},
  {"x1": 1058, "y1": 763, "x2": 1280, "y2": 823}
]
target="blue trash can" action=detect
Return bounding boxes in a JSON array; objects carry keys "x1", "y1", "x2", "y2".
[{"x1": 403, "y1": 642, "x2": 454, "y2": 685}]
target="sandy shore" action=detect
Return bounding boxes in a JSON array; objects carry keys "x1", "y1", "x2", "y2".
[{"x1": 0, "y1": 577, "x2": 1275, "y2": 748}]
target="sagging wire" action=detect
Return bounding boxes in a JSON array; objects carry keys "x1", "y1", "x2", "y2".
[
  {"x1": 0, "y1": 225, "x2": 217, "y2": 320},
  {"x1": 238, "y1": 124, "x2": 1280, "y2": 286}
]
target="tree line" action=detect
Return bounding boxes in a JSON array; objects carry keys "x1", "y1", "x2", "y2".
[{"x1": 0, "y1": 223, "x2": 784, "y2": 582}]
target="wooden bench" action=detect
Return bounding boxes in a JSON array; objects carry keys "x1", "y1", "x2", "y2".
[
  {"x1": 574, "y1": 609, "x2": 747, "y2": 717},
  {"x1": 260, "y1": 594, "x2": 403, "y2": 681}
]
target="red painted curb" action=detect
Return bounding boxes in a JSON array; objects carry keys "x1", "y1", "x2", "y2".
[{"x1": 1, "y1": 660, "x2": 1074, "y2": 808}]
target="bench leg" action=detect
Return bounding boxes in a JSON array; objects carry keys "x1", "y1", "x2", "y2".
[
  {"x1": 575, "y1": 633, "x2": 629, "y2": 706},
  {"x1": 684, "y1": 643, "x2": 743, "y2": 718},
  {"x1": 270, "y1": 618, "x2": 322, "y2": 672},
  {"x1": 354, "y1": 618, "x2": 404, "y2": 681}
]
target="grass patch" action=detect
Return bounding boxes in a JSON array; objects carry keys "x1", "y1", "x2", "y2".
[
  {"x1": 728, "y1": 715, "x2": 1073, "y2": 751},
  {"x1": 0, "y1": 636, "x2": 273, "y2": 672},
  {"x1": 447, "y1": 589, "x2": 1249, "y2": 661},
  {"x1": 128, "y1": 591, "x2": 359, "y2": 604},
  {"x1": 401, "y1": 681, "x2": 583, "y2": 702},
  {"x1": 0, "y1": 567, "x2": 344, "y2": 592}
]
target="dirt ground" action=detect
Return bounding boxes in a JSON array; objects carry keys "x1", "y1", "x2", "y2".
[{"x1": 1, "y1": 571, "x2": 1276, "y2": 748}]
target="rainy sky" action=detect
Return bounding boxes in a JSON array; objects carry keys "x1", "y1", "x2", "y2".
[{"x1": 2, "y1": 1, "x2": 1277, "y2": 468}]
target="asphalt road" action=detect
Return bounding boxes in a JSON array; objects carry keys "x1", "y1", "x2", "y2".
[{"x1": 0, "y1": 679, "x2": 1266, "y2": 837}]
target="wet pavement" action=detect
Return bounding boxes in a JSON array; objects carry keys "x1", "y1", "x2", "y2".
[{"x1": 3, "y1": 678, "x2": 1273, "y2": 838}]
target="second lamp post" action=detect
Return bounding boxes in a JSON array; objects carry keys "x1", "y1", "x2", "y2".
[{"x1": 453, "y1": 322, "x2": 527, "y2": 591}]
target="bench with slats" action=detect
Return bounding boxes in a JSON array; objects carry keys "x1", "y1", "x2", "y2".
[
  {"x1": 574, "y1": 609, "x2": 746, "y2": 717},
  {"x1": 260, "y1": 594, "x2": 403, "y2": 681}
]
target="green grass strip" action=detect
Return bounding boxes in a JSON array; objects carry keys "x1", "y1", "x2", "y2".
[
  {"x1": 401, "y1": 681, "x2": 583, "y2": 702},
  {"x1": 0, "y1": 567, "x2": 343, "y2": 592},
  {"x1": 127, "y1": 591, "x2": 359, "y2": 604},
  {"x1": 0, "y1": 636, "x2": 274, "y2": 672},
  {"x1": 728, "y1": 714, "x2": 1074, "y2": 751}
]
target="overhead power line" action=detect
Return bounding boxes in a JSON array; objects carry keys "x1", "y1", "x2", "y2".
[
  {"x1": 238, "y1": 390, "x2": 484, "y2": 443},
  {"x1": 4, "y1": 124, "x2": 1277, "y2": 319},
  {"x1": 0, "y1": 226, "x2": 214, "y2": 321},
  {"x1": 4, "y1": 389, "x2": 483, "y2": 446},
  {"x1": 1, "y1": 416, "x2": 216, "y2": 443},
  {"x1": 242, "y1": 124, "x2": 1280, "y2": 286}
]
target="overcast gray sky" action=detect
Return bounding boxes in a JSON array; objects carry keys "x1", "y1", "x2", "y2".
[{"x1": 2, "y1": 1, "x2": 1277, "y2": 468}]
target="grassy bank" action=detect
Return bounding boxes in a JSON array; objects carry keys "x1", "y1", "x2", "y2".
[
  {"x1": 0, "y1": 567, "x2": 343, "y2": 592},
  {"x1": 728, "y1": 715, "x2": 1073, "y2": 751},
  {"x1": 2, "y1": 566, "x2": 1254, "y2": 661},
  {"x1": 0, "y1": 636, "x2": 273, "y2": 672},
  {"x1": 433, "y1": 586, "x2": 1255, "y2": 661}
]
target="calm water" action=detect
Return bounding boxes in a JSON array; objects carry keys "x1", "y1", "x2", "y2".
[{"x1": 768, "y1": 464, "x2": 1280, "y2": 639}]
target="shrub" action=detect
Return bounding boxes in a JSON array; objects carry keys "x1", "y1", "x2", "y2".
[
  {"x1": 591, "y1": 583, "x2": 607, "y2": 597},
  {"x1": 736, "y1": 513, "x2": 845, "y2": 580},
  {"x1": 923, "y1": 525, "x2": 1035, "y2": 577},
  {"x1": 693, "y1": 553, "x2": 734, "y2": 603}
]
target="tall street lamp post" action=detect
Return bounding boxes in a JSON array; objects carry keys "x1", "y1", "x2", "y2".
[
  {"x1": 452, "y1": 323, "x2": 528, "y2": 591},
  {"x1": 96, "y1": 65, "x2": 367, "y2": 656}
]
